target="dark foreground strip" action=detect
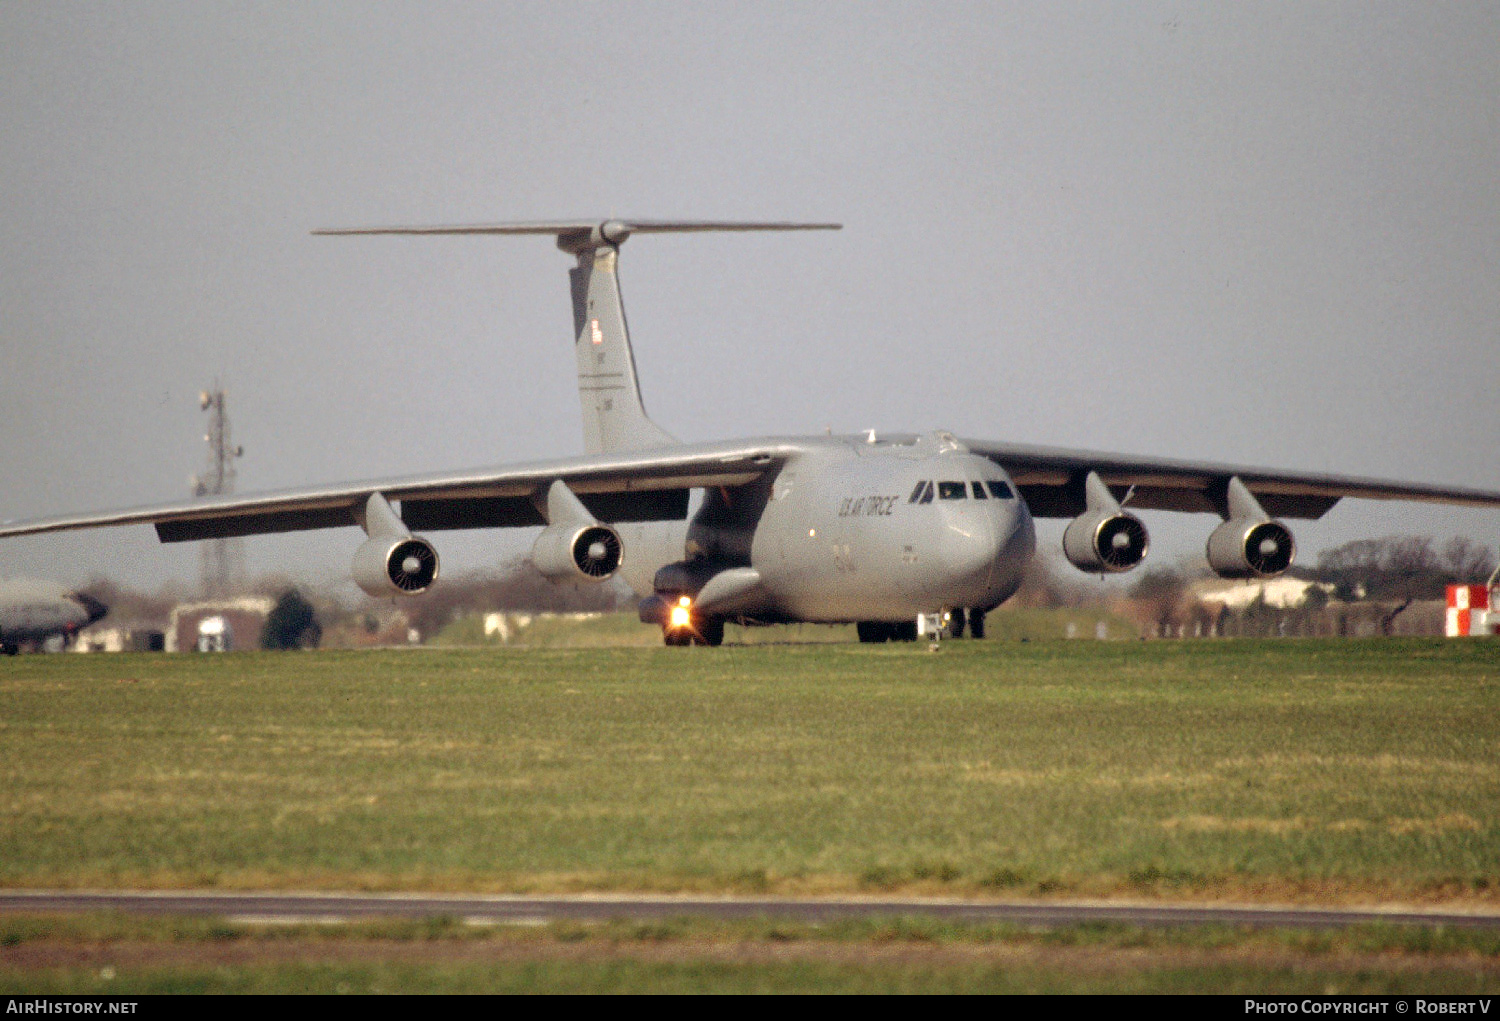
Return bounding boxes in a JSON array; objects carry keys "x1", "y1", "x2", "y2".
[{"x1": 2, "y1": 891, "x2": 1498, "y2": 930}]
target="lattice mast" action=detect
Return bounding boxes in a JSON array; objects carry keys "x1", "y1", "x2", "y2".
[{"x1": 192, "y1": 383, "x2": 245, "y2": 596}]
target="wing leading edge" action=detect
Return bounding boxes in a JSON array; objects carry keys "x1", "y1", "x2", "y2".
[
  {"x1": 0, "y1": 441, "x2": 796, "y2": 543},
  {"x1": 966, "y1": 439, "x2": 1500, "y2": 519},
  {"x1": 6, "y1": 435, "x2": 1496, "y2": 543}
]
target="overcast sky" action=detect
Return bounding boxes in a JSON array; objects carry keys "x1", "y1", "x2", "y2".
[{"x1": 2, "y1": 2, "x2": 1497, "y2": 595}]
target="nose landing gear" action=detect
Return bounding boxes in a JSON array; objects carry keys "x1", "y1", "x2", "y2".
[
  {"x1": 664, "y1": 617, "x2": 723, "y2": 647},
  {"x1": 664, "y1": 617, "x2": 723, "y2": 646},
  {"x1": 662, "y1": 597, "x2": 724, "y2": 647}
]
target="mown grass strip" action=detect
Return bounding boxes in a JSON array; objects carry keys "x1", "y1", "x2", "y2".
[{"x1": 0, "y1": 639, "x2": 1495, "y2": 899}]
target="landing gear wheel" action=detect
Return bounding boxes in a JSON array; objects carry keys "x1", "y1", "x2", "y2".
[
  {"x1": 856, "y1": 621, "x2": 889, "y2": 644},
  {"x1": 950, "y1": 608, "x2": 967, "y2": 639},
  {"x1": 665, "y1": 616, "x2": 724, "y2": 647},
  {"x1": 890, "y1": 622, "x2": 919, "y2": 642},
  {"x1": 968, "y1": 610, "x2": 986, "y2": 640}
]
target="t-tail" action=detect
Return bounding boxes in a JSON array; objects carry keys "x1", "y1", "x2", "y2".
[{"x1": 314, "y1": 219, "x2": 840, "y2": 454}]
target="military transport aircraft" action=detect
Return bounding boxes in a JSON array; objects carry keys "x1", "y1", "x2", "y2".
[
  {"x1": 3, "y1": 220, "x2": 1499, "y2": 646},
  {"x1": 0, "y1": 578, "x2": 107, "y2": 655}
]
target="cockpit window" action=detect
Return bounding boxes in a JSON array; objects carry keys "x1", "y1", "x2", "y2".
[
  {"x1": 987, "y1": 481, "x2": 1014, "y2": 500},
  {"x1": 971, "y1": 481, "x2": 988, "y2": 500},
  {"x1": 908, "y1": 481, "x2": 927, "y2": 504},
  {"x1": 938, "y1": 481, "x2": 967, "y2": 500},
  {"x1": 918, "y1": 481, "x2": 934, "y2": 504}
]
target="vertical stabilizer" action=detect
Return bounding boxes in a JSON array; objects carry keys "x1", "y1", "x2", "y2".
[
  {"x1": 565, "y1": 240, "x2": 677, "y2": 453},
  {"x1": 313, "y1": 218, "x2": 840, "y2": 455}
]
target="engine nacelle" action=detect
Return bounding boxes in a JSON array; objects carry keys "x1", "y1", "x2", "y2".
[
  {"x1": 531, "y1": 523, "x2": 623, "y2": 582},
  {"x1": 351, "y1": 534, "x2": 440, "y2": 597},
  {"x1": 1063, "y1": 510, "x2": 1149, "y2": 573},
  {"x1": 1206, "y1": 518, "x2": 1295, "y2": 579}
]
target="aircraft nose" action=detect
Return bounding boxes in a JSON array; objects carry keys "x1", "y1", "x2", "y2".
[
  {"x1": 984, "y1": 500, "x2": 1035, "y2": 604},
  {"x1": 937, "y1": 505, "x2": 1001, "y2": 596}
]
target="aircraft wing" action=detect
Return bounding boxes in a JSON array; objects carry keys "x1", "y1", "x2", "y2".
[
  {"x1": 0, "y1": 441, "x2": 795, "y2": 543},
  {"x1": 964, "y1": 439, "x2": 1500, "y2": 519}
]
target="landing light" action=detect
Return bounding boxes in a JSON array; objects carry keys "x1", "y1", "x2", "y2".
[{"x1": 669, "y1": 598, "x2": 692, "y2": 629}]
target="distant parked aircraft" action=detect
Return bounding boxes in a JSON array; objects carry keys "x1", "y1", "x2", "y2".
[
  {"x1": 2, "y1": 220, "x2": 1498, "y2": 645},
  {"x1": 0, "y1": 578, "x2": 107, "y2": 654}
]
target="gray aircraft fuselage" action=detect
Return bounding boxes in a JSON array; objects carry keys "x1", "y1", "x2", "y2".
[
  {"x1": 621, "y1": 432, "x2": 1035, "y2": 624},
  {"x1": 0, "y1": 579, "x2": 107, "y2": 654}
]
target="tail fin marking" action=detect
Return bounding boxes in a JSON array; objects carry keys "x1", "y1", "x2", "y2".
[{"x1": 568, "y1": 244, "x2": 677, "y2": 454}]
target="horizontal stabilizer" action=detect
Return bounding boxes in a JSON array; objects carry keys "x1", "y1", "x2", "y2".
[{"x1": 313, "y1": 220, "x2": 841, "y2": 248}]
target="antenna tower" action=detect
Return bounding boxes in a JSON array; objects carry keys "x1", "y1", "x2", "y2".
[{"x1": 192, "y1": 383, "x2": 246, "y2": 596}]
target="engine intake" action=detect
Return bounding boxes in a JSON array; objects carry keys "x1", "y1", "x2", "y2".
[
  {"x1": 1206, "y1": 518, "x2": 1295, "y2": 579},
  {"x1": 352, "y1": 534, "x2": 440, "y2": 597},
  {"x1": 531, "y1": 523, "x2": 623, "y2": 582},
  {"x1": 1063, "y1": 510, "x2": 1149, "y2": 574}
]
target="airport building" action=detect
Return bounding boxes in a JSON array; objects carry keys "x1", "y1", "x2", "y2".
[
  {"x1": 166, "y1": 597, "x2": 275, "y2": 652},
  {"x1": 72, "y1": 624, "x2": 166, "y2": 653}
]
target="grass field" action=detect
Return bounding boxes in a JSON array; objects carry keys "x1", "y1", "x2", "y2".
[
  {"x1": 3, "y1": 913, "x2": 1500, "y2": 994},
  {"x1": 1, "y1": 636, "x2": 1496, "y2": 901}
]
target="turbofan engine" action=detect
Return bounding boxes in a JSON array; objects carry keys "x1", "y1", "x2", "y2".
[
  {"x1": 1206, "y1": 518, "x2": 1295, "y2": 579},
  {"x1": 531, "y1": 523, "x2": 623, "y2": 582},
  {"x1": 351, "y1": 534, "x2": 440, "y2": 597},
  {"x1": 1062, "y1": 470, "x2": 1149, "y2": 573},
  {"x1": 1063, "y1": 510, "x2": 1149, "y2": 573},
  {"x1": 1204, "y1": 476, "x2": 1296, "y2": 579}
]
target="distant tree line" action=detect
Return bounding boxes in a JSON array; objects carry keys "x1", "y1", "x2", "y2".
[
  {"x1": 1311, "y1": 535, "x2": 1494, "y2": 603},
  {"x1": 1116, "y1": 535, "x2": 1495, "y2": 639}
]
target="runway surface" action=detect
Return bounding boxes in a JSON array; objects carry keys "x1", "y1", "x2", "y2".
[{"x1": 3, "y1": 891, "x2": 1499, "y2": 930}]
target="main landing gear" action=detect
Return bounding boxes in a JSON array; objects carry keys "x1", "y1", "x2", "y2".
[
  {"x1": 946, "y1": 608, "x2": 988, "y2": 639},
  {"x1": 855, "y1": 621, "x2": 918, "y2": 643},
  {"x1": 857, "y1": 608, "x2": 987, "y2": 643}
]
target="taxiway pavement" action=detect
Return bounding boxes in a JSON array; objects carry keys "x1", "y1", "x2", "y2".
[{"x1": 3, "y1": 891, "x2": 1498, "y2": 930}]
